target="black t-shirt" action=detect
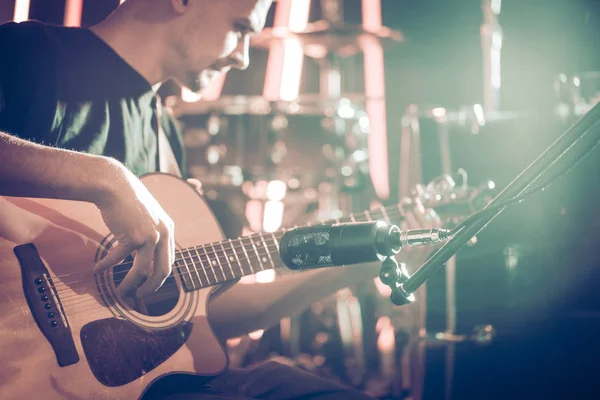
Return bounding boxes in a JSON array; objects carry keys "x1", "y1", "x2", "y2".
[{"x1": 0, "y1": 20, "x2": 186, "y2": 177}]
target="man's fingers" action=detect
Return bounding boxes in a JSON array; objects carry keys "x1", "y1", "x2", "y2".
[
  {"x1": 117, "y1": 244, "x2": 155, "y2": 297},
  {"x1": 187, "y1": 178, "x2": 203, "y2": 195},
  {"x1": 137, "y1": 236, "x2": 172, "y2": 297},
  {"x1": 94, "y1": 245, "x2": 130, "y2": 272},
  {"x1": 170, "y1": 230, "x2": 176, "y2": 268}
]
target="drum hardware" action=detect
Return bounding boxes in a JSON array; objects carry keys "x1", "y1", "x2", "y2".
[
  {"x1": 171, "y1": 94, "x2": 372, "y2": 117},
  {"x1": 177, "y1": 97, "x2": 371, "y2": 190},
  {"x1": 415, "y1": 173, "x2": 497, "y2": 232},
  {"x1": 396, "y1": 93, "x2": 600, "y2": 300},
  {"x1": 386, "y1": 91, "x2": 600, "y2": 400},
  {"x1": 396, "y1": 101, "x2": 504, "y2": 400},
  {"x1": 390, "y1": 72, "x2": 600, "y2": 399},
  {"x1": 251, "y1": 20, "x2": 403, "y2": 59},
  {"x1": 421, "y1": 324, "x2": 496, "y2": 346},
  {"x1": 481, "y1": 0, "x2": 503, "y2": 114},
  {"x1": 252, "y1": 0, "x2": 402, "y2": 59},
  {"x1": 554, "y1": 72, "x2": 600, "y2": 121}
]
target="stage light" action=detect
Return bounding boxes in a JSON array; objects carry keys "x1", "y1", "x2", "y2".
[{"x1": 13, "y1": 0, "x2": 30, "y2": 22}]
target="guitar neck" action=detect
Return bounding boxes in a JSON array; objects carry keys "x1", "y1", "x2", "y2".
[{"x1": 173, "y1": 203, "x2": 406, "y2": 292}]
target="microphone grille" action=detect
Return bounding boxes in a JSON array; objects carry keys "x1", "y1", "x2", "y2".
[{"x1": 280, "y1": 227, "x2": 333, "y2": 270}]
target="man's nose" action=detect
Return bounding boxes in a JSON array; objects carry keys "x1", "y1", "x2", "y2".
[{"x1": 230, "y1": 35, "x2": 250, "y2": 70}]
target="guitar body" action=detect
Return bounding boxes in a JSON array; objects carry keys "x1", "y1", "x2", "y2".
[{"x1": 0, "y1": 174, "x2": 228, "y2": 400}]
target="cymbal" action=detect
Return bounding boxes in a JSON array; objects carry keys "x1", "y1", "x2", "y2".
[
  {"x1": 171, "y1": 94, "x2": 376, "y2": 117},
  {"x1": 251, "y1": 20, "x2": 404, "y2": 58}
]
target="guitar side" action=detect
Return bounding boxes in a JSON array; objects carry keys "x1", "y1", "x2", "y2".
[{"x1": 0, "y1": 174, "x2": 228, "y2": 400}]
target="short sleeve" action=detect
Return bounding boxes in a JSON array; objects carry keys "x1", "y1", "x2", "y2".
[
  {"x1": 0, "y1": 21, "x2": 53, "y2": 141},
  {"x1": 0, "y1": 22, "x2": 15, "y2": 115}
]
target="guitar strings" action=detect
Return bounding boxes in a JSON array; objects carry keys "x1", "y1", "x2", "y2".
[
  {"x1": 60, "y1": 247, "x2": 283, "y2": 304},
  {"x1": 59, "y1": 230, "x2": 414, "y2": 316},
  {"x1": 59, "y1": 232, "x2": 393, "y2": 318},
  {"x1": 61, "y1": 235, "x2": 367, "y2": 317},
  {"x1": 50, "y1": 207, "x2": 406, "y2": 292},
  {"x1": 40, "y1": 231, "x2": 283, "y2": 283},
  {"x1": 59, "y1": 243, "x2": 283, "y2": 314},
  {"x1": 56, "y1": 232, "x2": 283, "y2": 287},
  {"x1": 41, "y1": 210, "x2": 410, "y2": 315},
  {"x1": 55, "y1": 238, "x2": 282, "y2": 303},
  {"x1": 39, "y1": 206, "x2": 402, "y2": 284},
  {"x1": 48, "y1": 209, "x2": 409, "y2": 308}
]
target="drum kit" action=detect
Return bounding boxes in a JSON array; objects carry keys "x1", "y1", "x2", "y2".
[{"x1": 169, "y1": 1, "x2": 600, "y2": 399}]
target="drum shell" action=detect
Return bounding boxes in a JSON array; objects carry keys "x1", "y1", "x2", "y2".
[{"x1": 180, "y1": 112, "x2": 367, "y2": 189}]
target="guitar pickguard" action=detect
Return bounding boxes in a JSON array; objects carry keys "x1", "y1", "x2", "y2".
[{"x1": 80, "y1": 318, "x2": 192, "y2": 387}]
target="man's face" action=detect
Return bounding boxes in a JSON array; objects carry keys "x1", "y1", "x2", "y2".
[{"x1": 168, "y1": 0, "x2": 272, "y2": 94}]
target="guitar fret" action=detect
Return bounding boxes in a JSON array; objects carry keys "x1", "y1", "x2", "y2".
[
  {"x1": 238, "y1": 237, "x2": 255, "y2": 274},
  {"x1": 397, "y1": 203, "x2": 405, "y2": 221},
  {"x1": 176, "y1": 198, "x2": 416, "y2": 293},
  {"x1": 181, "y1": 249, "x2": 203, "y2": 289},
  {"x1": 202, "y1": 245, "x2": 223, "y2": 284},
  {"x1": 269, "y1": 233, "x2": 282, "y2": 266},
  {"x1": 193, "y1": 247, "x2": 212, "y2": 286},
  {"x1": 369, "y1": 209, "x2": 382, "y2": 221},
  {"x1": 228, "y1": 238, "x2": 250, "y2": 277},
  {"x1": 248, "y1": 235, "x2": 266, "y2": 271},
  {"x1": 259, "y1": 233, "x2": 276, "y2": 270},
  {"x1": 270, "y1": 232, "x2": 280, "y2": 252},
  {"x1": 177, "y1": 250, "x2": 198, "y2": 291},
  {"x1": 208, "y1": 243, "x2": 227, "y2": 283},
  {"x1": 190, "y1": 251, "x2": 205, "y2": 288},
  {"x1": 220, "y1": 242, "x2": 235, "y2": 279},
  {"x1": 380, "y1": 206, "x2": 390, "y2": 224}
]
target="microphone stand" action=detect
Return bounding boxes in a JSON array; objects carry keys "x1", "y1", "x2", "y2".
[{"x1": 386, "y1": 100, "x2": 600, "y2": 306}]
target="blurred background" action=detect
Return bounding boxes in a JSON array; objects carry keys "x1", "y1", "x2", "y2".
[{"x1": 4, "y1": 1, "x2": 600, "y2": 399}]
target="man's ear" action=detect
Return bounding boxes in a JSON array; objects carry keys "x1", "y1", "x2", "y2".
[{"x1": 170, "y1": 0, "x2": 189, "y2": 14}]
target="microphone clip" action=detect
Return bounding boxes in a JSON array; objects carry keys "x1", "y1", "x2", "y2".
[
  {"x1": 378, "y1": 227, "x2": 450, "y2": 306},
  {"x1": 378, "y1": 256, "x2": 415, "y2": 306}
]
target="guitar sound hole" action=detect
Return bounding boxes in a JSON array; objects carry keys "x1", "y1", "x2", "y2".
[{"x1": 111, "y1": 256, "x2": 180, "y2": 316}]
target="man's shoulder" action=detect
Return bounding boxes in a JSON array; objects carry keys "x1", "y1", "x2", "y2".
[
  {"x1": 0, "y1": 21, "x2": 66, "y2": 133},
  {"x1": 0, "y1": 20, "x2": 83, "y2": 52},
  {"x1": 0, "y1": 20, "x2": 53, "y2": 41},
  {"x1": 0, "y1": 21, "x2": 56, "y2": 64}
]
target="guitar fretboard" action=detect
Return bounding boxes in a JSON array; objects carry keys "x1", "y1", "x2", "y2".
[{"x1": 174, "y1": 203, "x2": 406, "y2": 292}]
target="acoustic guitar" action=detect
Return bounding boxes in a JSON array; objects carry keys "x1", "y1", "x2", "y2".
[{"x1": 0, "y1": 173, "x2": 463, "y2": 399}]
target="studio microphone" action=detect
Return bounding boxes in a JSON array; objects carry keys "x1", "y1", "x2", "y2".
[{"x1": 279, "y1": 221, "x2": 450, "y2": 271}]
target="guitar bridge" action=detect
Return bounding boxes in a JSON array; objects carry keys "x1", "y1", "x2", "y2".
[{"x1": 14, "y1": 243, "x2": 79, "y2": 367}]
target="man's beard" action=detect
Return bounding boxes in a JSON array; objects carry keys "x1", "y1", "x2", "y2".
[{"x1": 185, "y1": 69, "x2": 219, "y2": 95}]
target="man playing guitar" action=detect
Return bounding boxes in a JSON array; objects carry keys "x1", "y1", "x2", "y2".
[{"x1": 0, "y1": 0, "x2": 437, "y2": 398}]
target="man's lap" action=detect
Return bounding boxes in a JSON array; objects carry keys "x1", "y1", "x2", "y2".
[{"x1": 160, "y1": 360, "x2": 374, "y2": 400}]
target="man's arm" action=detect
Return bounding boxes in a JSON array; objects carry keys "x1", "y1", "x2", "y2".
[
  {"x1": 0, "y1": 130, "x2": 122, "y2": 202},
  {"x1": 208, "y1": 201, "x2": 440, "y2": 339},
  {"x1": 0, "y1": 131, "x2": 175, "y2": 297}
]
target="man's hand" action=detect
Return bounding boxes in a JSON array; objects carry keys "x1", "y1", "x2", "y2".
[
  {"x1": 395, "y1": 195, "x2": 443, "y2": 273},
  {"x1": 93, "y1": 161, "x2": 175, "y2": 298},
  {"x1": 0, "y1": 131, "x2": 176, "y2": 299},
  {"x1": 187, "y1": 178, "x2": 203, "y2": 195}
]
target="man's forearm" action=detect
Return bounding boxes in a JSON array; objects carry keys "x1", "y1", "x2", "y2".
[
  {"x1": 208, "y1": 263, "x2": 382, "y2": 339},
  {"x1": 0, "y1": 131, "x2": 119, "y2": 203}
]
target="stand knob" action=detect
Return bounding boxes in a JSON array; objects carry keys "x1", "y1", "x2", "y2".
[
  {"x1": 472, "y1": 324, "x2": 496, "y2": 345},
  {"x1": 390, "y1": 285, "x2": 415, "y2": 306},
  {"x1": 379, "y1": 258, "x2": 400, "y2": 285}
]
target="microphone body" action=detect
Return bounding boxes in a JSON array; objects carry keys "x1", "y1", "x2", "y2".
[{"x1": 280, "y1": 222, "x2": 448, "y2": 271}]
